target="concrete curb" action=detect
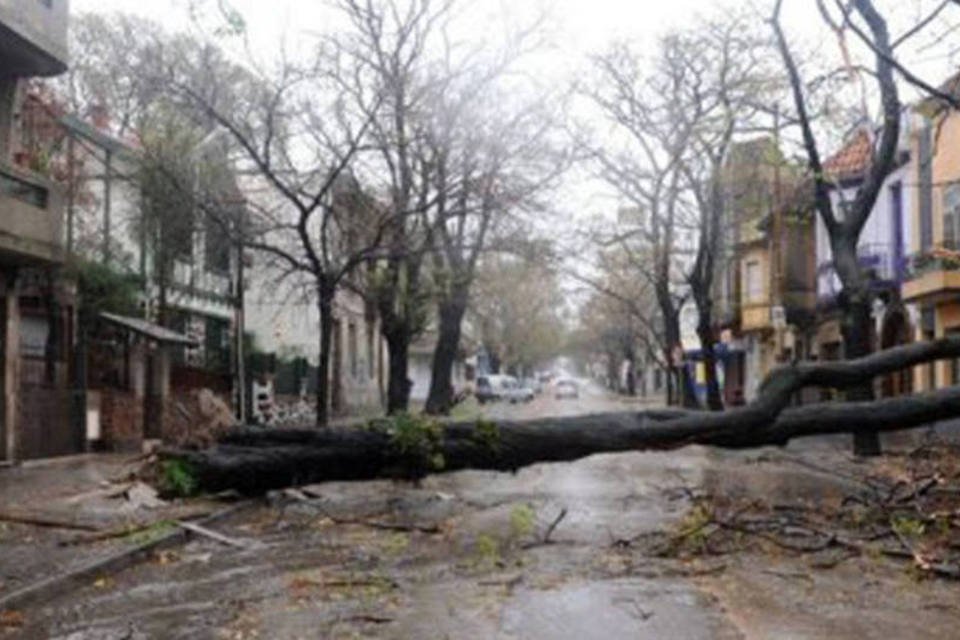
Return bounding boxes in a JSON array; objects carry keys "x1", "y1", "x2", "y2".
[{"x1": 0, "y1": 499, "x2": 256, "y2": 613}]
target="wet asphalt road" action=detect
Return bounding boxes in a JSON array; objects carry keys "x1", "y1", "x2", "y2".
[
  {"x1": 13, "y1": 384, "x2": 960, "y2": 639},
  {"x1": 481, "y1": 379, "x2": 634, "y2": 420}
]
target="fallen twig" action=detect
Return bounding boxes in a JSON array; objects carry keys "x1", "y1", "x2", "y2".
[
  {"x1": 343, "y1": 614, "x2": 394, "y2": 624},
  {"x1": 177, "y1": 521, "x2": 253, "y2": 549},
  {"x1": 542, "y1": 508, "x2": 568, "y2": 544},
  {"x1": 283, "y1": 491, "x2": 442, "y2": 534},
  {"x1": 0, "y1": 511, "x2": 101, "y2": 532},
  {"x1": 60, "y1": 508, "x2": 215, "y2": 546}
]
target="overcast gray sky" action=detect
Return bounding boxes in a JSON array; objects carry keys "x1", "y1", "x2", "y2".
[{"x1": 68, "y1": 0, "x2": 960, "y2": 222}]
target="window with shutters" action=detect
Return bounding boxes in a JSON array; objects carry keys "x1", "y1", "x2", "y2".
[
  {"x1": 745, "y1": 260, "x2": 763, "y2": 302},
  {"x1": 348, "y1": 322, "x2": 358, "y2": 379},
  {"x1": 919, "y1": 124, "x2": 934, "y2": 251},
  {"x1": 943, "y1": 185, "x2": 960, "y2": 250}
]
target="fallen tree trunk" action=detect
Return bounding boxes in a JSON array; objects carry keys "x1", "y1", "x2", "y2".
[{"x1": 167, "y1": 338, "x2": 960, "y2": 495}]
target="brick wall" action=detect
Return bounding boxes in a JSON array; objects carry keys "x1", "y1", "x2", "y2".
[
  {"x1": 99, "y1": 389, "x2": 143, "y2": 452},
  {"x1": 16, "y1": 386, "x2": 75, "y2": 459}
]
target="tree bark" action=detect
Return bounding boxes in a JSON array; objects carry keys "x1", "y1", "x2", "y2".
[
  {"x1": 316, "y1": 291, "x2": 334, "y2": 428},
  {"x1": 696, "y1": 319, "x2": 724, "y2": 411},
  {"x1": 606, "y1": 349, "x2": 620, "y2": 392},
  {"x1": 680, "y1": 365, "x2": 699, "y2": 409},
  {"x1": 384, "y1": 327, "x2": 412, "y2": 414},
  {"x1": 424, "y1": 297, "x2": 467, "y2": 415},
  {"x1": 168, "y1": 337, "x2": 960, "y2": 494},
  {"x1": 843, "y1": 292, "x2": 881, "y2": 456}
]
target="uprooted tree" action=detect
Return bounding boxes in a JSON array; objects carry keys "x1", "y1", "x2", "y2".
[{"x1": 167, "y1": 337, "x2": 960, "y2": 494}]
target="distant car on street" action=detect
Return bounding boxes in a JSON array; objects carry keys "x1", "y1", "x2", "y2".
[
  {"x1": 554, "y1": 378, "x2": 579, "y2": 400},
  {"x1": 502, "y1": 376, "x2": 535, "y2": 403},
  {"x1": 475, "y1": 376, "x2": 497, "y2": 403},
  {"x1": 520, "y1": 377, "x2": 542, "y2": 394},
  {"x1": 475, "y1": 374, "x2": 534, "y2": 404}
]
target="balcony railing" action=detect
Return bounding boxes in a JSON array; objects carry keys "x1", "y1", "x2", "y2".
[
  {"x1": 904, "y1": 249, "x2": 960, "y2": 279},
  {"x1": 902, "y1": 248, "x2": 960, "y2": 302},
  {"x1": 817, "y1": 242, "x2": 904, "y2": 304}
]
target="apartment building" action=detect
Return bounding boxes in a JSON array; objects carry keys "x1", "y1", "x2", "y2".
[
  {"x1": 0, "y1": 0, "x2": 76, "y2": 460},
  {"x1": 903, "y1": 74, "x2": 960, "y2": 392}
]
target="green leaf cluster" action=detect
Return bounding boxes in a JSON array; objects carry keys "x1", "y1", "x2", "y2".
[
  {"x1": 381, "y1": 413, "x2": 446, "y2": 478},
  {"x1": 160, "y1": 459, "x2": 199, "y2": 497}
]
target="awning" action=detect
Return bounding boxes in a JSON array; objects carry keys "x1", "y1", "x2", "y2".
[{"x1": 100, "y1": 312, "x2": 199, "y2": 347}]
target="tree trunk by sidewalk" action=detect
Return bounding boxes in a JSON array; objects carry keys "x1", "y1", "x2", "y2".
[
  {"x1": 696, "y1": 319, "x2": 724, "y2": 411},
  {"x1": 316, "y1": 290, "x2": 334, "y2": 428},
  {"x1": 424, "y1": 297, "x2": 467, "y2": 415},
  {"x1": 842, "y1": 289, "x2": 881, "y2": 456},
  {"x1": 384, "y1": 326, "x2": 412, "y2": 415}
]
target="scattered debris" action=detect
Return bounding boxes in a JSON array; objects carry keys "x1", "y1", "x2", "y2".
[
  {"x1": 280, "y1": 489, "x2": 443, "y2": 534},
  {"x1": 59, "y1": 506, "x2": 215, "y2": 546},
  {"x1": 0, "y1": 610, "x2": 24, "y2": 629},
  {"x1": 163, "y1": 389, "x2": 237, "y2": 449},
  {"x1": 542, "y1": 507, "x2": 568, "y2": 544},
  {"x1": 123, "y1": 482, "x2": 167, "y2": 510},
  {"x1": 62, "y1": 482, "x2": 136, "y2": 505},
  {"x1": 0, "y1": 511, "x2": 100, "y2": 533},
  {"x1": 628, "y1": 443, "x2": 960, "y2": 581},
  {"x1": 176, "y1": 521, "x2": 254, "y2": 549}
]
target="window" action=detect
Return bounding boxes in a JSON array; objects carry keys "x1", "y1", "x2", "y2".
[
  {"x1": 204, "y1": 215, "x2": 231, "y2": 274},
  {"x1": 919, "y1": 124, "x2": 934, "y2": 251},
  {"x1": 922, "y1": 306, "x2": 936, "y2": 388},
  {"x1": 0, "y1": 169, "x2": 48, "y2": 208},
  {"x1": 948, "y1": 328, "x2": 960, "y2": 386},
  {"x1": 204, "y1": 316, "x2": 230, "y2": 372},
  {"x1": 745, "y1": 260, "x2": 763, "y2": 302},
  {"x1": 348, "y1": 323, "x2": 358, "y2": 379},
  {"x1": 943, "y1": 185, "x2": 960, "y2": 250},
  {"x1": 366, "y1": 320, "x2": 376, "y2": 379}
]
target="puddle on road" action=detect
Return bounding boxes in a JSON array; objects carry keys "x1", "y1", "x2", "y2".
[{"x1": 497, "y1": 578, "x2": 736, "y2": 640}]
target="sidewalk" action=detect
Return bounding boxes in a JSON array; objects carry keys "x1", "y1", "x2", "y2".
[{"x1": 0, "y1": 454, "x2": 226, "y2": 609}]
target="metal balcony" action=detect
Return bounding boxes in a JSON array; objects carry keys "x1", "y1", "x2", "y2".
[
  {"x1": 816, "y1": 243, "x2": 903, "y2": 306},
  {"x1": 903, "y1": 249, "x2": 960, "y2": 303}
]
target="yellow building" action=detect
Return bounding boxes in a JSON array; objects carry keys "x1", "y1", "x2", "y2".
[
  {"x1": 903, "y1": 76, "x2": 960, "y2": 390},
  {"x1": 723, "y1": 138, "x2": 816, "y2": 401},
  {"x1": 737, "y1": 183, "x2": 816, "y2": 400}
]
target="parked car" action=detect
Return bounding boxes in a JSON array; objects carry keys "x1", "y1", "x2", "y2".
[
  {"x1": 475, "y1": 374, "x2": 534, "y2": 404},
  {"x1": 475, "y1": 376, "x2": 498, "y2": 404},
  {"x1": 554, "y1": 378, "x2": 579, "y2": 399},
  {"x1": 501, "y1": 376, "x2": 535, "y2": 403},
  {"x1": 520, "y1": 377, "x2": 542, "y2": 394}
]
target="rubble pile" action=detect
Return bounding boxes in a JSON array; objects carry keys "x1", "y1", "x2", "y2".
[{"x1": 164, "y1": 389, "x2": 237, "y2": 449}]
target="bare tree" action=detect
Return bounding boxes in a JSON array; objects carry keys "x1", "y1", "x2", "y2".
[
  {"x1": 331, "y1": 0, "x2": 459, "y2": 414},
  {"x1": 771, "y1": 0, "x2": 903, "y2": 455},
  {"x1": 585, "y1": 41, "x2": 699, "y2": 407},
  {"x1": 151, "y1": 25, "x2": 389, "y2": 427},
  {"x1": 422, "y1": 83, "x2": 563, "y2": 413},
  {"x1": 671, "y1": 16, "x2": 776, "y2": 411}
]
